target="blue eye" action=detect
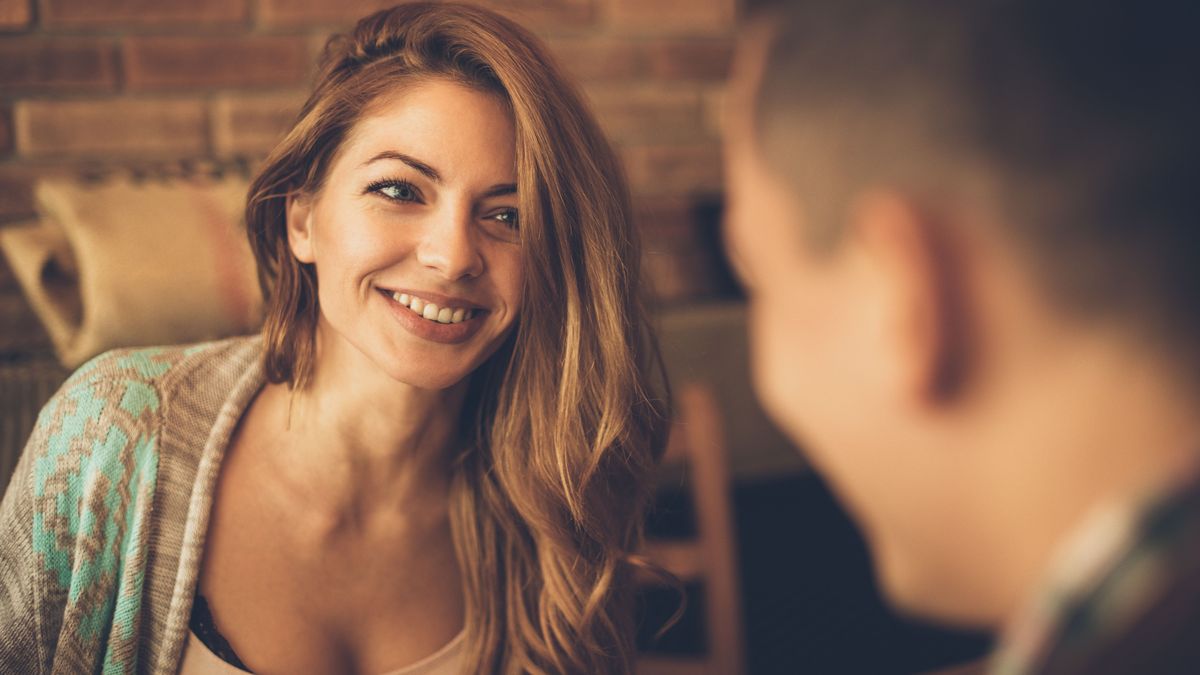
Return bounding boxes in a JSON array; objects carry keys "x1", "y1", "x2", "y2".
[
  {"x1": 491, "y1": 209, "x2": 519, "y2": 230},
  {"x1": 368, "y1": 180, "x2": 419, "y2": 202}
]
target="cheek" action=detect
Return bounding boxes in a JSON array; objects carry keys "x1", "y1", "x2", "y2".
[
  {"x1": 491, "y1": 247, "x2": 524, "y2": 313},
  {"x1": 321, "y1": 222, "x2": 396, "y2": 274},
  {"x1": 746, "y1": 287, "x2": 819, "y2": 445},
  {"x1": 458, "y1": 246, "x2": 522, "y2": 372},
  {"x1": 744, "y1": 272, "x2": 873, "y2": 480}
]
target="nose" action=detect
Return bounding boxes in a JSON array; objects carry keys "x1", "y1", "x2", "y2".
[{"x1": 415, "y1": 203, "x2": 485, "y2": 280}]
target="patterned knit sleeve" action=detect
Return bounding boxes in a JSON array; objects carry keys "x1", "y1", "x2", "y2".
[
  {"x1": 0, "y1": 410, "x2": 48, "y2": 674},
  {"x1": 0, "y1": 348, "x2": 169, "y2": 675}
]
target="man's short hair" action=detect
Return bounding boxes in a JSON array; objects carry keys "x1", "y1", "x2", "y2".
[{"x1": 755, "y1": 0, "x2": 1200, "y2": 367}]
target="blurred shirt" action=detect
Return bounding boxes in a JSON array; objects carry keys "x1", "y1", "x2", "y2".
[{"x1": 991, "y1": 464, "x2": 1200, "y2": 675}]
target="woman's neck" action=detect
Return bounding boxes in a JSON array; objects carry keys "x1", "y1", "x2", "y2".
[{"x1": 261, "y1": 327, "x2": 469, "y2": 528}]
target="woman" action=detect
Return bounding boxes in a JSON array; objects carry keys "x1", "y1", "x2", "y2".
[{"x1": 0, "y1": 3, "x2": 669, "y2": 673}]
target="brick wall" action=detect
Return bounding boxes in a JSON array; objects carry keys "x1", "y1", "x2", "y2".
[{"x1": 0, "y1": 0, "x2": 738, "y2": 356}]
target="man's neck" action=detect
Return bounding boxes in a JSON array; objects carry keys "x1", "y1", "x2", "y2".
[{"x1": 975, "y1": 335, "x2": 1200, "y2": 625}]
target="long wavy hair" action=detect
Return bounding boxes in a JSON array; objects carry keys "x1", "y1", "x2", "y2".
[{"x1": 244, "y1": 3, "x2": 670, "y2": 672}]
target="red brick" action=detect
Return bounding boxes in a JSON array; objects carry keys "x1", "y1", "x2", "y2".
[
  {"x1": 0, "y1": 0, "x2": 32, "y2": 30},
  {"x1": 634, "y1": 196, "x2": 696, "y2": 241},
  {"x1": 638, "y1": 194, "x2": 700, "y2": 299},
  {"x1": 212, "y1": 91, "x2": 306, "y2": 155},
  {"x1": 257, "y1": 0, "x2": 405, "y2": 26},
  {"x1": 0, "y1": 291, "x2": 53, "y2": 353},
  {"x1": 586, "y1": 87, "x2": 707, "y2": 144},
  {"x1": 124, "y1": 36, "x2": 312, "y2": 90},
  {"x1": 0, "y1": 39, "x2": 119, "y2": 91},
  {"x1": 0, "y1": 169, "x2": 36, "y2": 222},
  {"x1": 548, "y1": 37, "x2": 641, "y2": 82},
  {"x1": 642, "y1": 38, "x2": 732, "y2": 79},
  {"x1": 43, "y1": 0, "x2": 246, "y2": 26},
  {"x1": 476, "y1": 0, "x2": 594, "y2": 30},
  {"x1": 702, "y1": 85, "x2": 725, "y2": 138},
  {"x1": 642, "y1": 246, "x2": 720, "y2": 301},
  {"x1": 633, "y1": 196, "x2": 729, "y2": 301},
  {"x1": 604, "y1": 0, "x2": 735, "y2": 33},
  {"x1": 15, "y1": 99, "x2": 208, "y2": 157},
  {"x1": 0, "y1": 107, "x2": 11, "y2": 156},
  {"x1": 260, "y1": 0, "x2": 592, "y2": 29},
  {"x1": 621, "y1": 142, "x2": 723, "y2": 196}
]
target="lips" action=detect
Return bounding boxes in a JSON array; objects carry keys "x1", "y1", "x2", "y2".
[{"x1": 376, "y1": 287, "x2": 487, "y2": 344}]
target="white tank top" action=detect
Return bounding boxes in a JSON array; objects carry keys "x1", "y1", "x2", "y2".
[{"x1": 178, "y1": 629, "x2": 466, "y2": 675}]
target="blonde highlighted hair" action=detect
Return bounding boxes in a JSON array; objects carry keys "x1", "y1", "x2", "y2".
[{"x1": 245, "y1": 3, "x2": 670, "y2": 672}]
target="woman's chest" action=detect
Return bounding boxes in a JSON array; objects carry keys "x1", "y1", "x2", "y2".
[{"x1": 193, "y1": 431, "x2": 465, "y2": 673}]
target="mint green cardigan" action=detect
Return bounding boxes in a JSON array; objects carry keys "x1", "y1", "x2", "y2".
[{"x1": 0, "y1": 336, "x2": 265, "y2": 674}]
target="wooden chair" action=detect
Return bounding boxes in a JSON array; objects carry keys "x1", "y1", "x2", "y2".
[{"x1": 638, "y1": 383, "x2": 744, "y2": 675}]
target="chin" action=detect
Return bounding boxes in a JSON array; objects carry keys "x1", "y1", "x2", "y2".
[
  {"x1": 875, "y1": 549, "x2": 936, "y2": 617},
  {"x1": 380, "y1": 360, "x2": 472, "y2": 391},
  {"x1": 873, "y1": 541, "x2": 996, "y2": 628}
]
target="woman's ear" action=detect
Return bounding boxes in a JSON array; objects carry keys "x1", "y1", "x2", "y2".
[{"x1": 286, "y1": 192, "x2": 316, "y2": 264}]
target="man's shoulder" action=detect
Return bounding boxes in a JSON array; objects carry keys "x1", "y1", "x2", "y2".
[
  {"x1": 1043, "y1": 568, "x2": 1200, "y2": 674},
  {"x1": 1035, "y1": 476, "x2": 1200, "y2": 675}
]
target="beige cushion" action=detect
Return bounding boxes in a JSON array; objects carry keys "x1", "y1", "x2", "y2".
[{"x1": 0, "y1": 176, "x2": 262, "y2": 367}]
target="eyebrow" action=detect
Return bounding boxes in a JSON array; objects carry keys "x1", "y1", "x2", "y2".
[
  {"x1": 481, "y1": 184, "x2": 517, "y2": 199},
  {"x1": 362, "y1": 150, "x2": 517, "y2": 198},
  {"x1": 363, "y1": 151, "x2": 441, "y2": 182}
]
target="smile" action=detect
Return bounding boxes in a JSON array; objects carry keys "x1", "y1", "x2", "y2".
[
  {"x1": 390, "y1": 291, "x2": 475, "y2": 324},
  {"x1": 377, "y1": 288, "x2": 486, "y2": 345}
]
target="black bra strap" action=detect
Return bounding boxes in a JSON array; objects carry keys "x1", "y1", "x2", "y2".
[{"x1": 190, "y1": 594, "x2": 253, "y2": 672}]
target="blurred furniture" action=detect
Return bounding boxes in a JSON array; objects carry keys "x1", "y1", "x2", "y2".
[
  {"x1": 654, "y1": 302, "x2": 804, "y2": 481},
  {"x1": 0, "y1": 165, "x2": 261, "y2": 368},
  {"x1": 649, "y1": 308, "x2": 991, "y2": 674},
  {"x1": 0, "y1": 162, "x2": 264, "y2": 492},
  {"x1": 639, "y1": 383, "x2": 745, "y2": 675}
]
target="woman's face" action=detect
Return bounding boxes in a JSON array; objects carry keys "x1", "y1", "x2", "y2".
[{"x1": 287, "y1": 78, "x2": 523, "y2": 390}]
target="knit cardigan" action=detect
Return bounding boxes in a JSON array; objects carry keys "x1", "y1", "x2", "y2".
[{"x1": 0, "y1": 335, "x2": 266, "y2": 674}]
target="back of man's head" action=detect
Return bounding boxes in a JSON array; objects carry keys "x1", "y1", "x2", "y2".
[
  {"x1": 756, "y1": 0, "x2": 1200, "y2": 370},
  {"x1": 725, "y1": 0, "x2": 1200, "y2": 629}
]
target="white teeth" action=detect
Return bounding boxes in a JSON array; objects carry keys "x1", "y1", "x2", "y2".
[{"x1": 388, "y1": 290, "x2": 477, "y2": 323}]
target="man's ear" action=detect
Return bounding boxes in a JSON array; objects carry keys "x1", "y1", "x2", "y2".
[
  {"x1": 286, "y1": 192, "x2": 316, "y2": 264},
  {"x1": 849, "y1": 191, "x2": 970, "y2": 404}
]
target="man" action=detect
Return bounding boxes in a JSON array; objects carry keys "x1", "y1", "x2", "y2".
[{"x1": 723, "y1": 1, "x2": 1200, "y2": 673}]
